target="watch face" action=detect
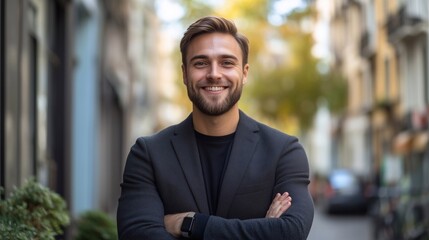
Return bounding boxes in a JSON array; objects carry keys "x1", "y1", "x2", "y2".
[{"x1": 181, "y1": 217, "x2": 194, "y2": 232}]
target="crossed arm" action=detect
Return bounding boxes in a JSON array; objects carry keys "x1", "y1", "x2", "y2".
[
  {"x1": 118, "y1": 137, "x2": 313, "y2": 239},
  {"x1": 164, "y1": 192, "x2": 292, "y2": 237}
]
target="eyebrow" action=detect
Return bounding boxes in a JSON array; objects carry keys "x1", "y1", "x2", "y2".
[{"x1": 189, "y1": 54, "x2": 239, "y2": 63}]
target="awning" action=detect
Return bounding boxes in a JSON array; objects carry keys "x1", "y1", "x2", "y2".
[
  {"x1": 412, "y1": 132, "x2": 429, "y2": 152},
  {"x1": 393, "y1": 131, "x2": 429, "y2": 154},
  {"x1": 393, "y1": 131, "x2": 413, "y2": 155}
]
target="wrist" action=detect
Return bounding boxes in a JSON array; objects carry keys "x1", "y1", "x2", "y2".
[{"x1": 180, "y1": 212, "x2": 196, "y2": 238}]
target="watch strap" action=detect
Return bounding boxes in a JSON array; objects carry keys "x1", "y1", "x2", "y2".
[{"x1": 181, "y1": 213, "x2": 195, "y2": 238}]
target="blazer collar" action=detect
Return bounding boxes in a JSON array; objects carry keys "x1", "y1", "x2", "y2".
[
  {"x1": 170, "y1": 111, "x2": 260, "y2": 216},
  {"x1": 216, "y1": 111, "x2": 260, "y2": 216},
  {"x1": 171, "y1": 114, "x2": 210, "y2": 214}
]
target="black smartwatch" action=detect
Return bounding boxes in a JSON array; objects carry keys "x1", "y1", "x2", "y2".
[{"x1": 180, "y1": 214, "x2": 195, "y2": 238}]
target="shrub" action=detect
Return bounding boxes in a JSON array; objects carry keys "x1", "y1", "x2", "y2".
[
  {"x1": 0, "y1": 179, "x2": 70, "y2": 240},
  {"x1": 74, "y1": 210, "x2": 118, "y2": 240}
]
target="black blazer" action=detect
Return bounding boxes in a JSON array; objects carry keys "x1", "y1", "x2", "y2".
[{"x1": 117, "y1": 111, "x2": 314, "y2": 239}]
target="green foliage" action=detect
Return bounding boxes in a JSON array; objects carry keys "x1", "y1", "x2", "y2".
[
  {"x1": 74, "y1": 210, "x2": 118, "y2": 240},
  {"x1": 0, "y1": 179, "x2": 70, "y2": 240},
  {"x1": 246, "y1": 6, "x2": 347, "y2": 131}
]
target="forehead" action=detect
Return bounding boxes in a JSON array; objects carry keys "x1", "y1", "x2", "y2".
[{"x1": 186, "y1": 33, "x2": 242, "y2": 62}]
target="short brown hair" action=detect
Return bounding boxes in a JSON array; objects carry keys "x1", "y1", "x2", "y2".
[{"x1": 180, "y1": 16, "x2": 249, "y2": 67}]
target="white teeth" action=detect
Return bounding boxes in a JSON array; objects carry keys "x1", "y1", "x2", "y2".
[{"x1": 206, "y1": 86, "x2": 224, "y2": 91}]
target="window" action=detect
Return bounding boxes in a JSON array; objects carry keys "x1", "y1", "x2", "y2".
[
  {"x1": 385, "y1": 57, "x2": 390, "y2": 100},
  {"x1": 423, "y1": 39, "x2": 428, "y2": 105},
  {"x1": 28, "y1": 1, "x2": 38, "y2": 177},
  {"x1": 0, "y1": 0, "x2": 4, "y2": 192}
]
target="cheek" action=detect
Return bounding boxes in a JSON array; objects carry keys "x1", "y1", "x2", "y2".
[
  {"x1": 188, "y1": 70, "x2": 207, "y2": 82},
  {"x1": 226, "y1": 71, "x2": 244, "y2": 82}
]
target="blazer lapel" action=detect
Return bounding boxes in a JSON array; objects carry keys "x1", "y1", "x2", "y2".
[
  {"x1": 171, "y1": 115, "x2": 210, "y2": 214},
  {"x1": 216, "y1": 111, "x2": 260, "y2": 217}
]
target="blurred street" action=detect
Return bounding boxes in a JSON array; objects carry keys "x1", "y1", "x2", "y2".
[
  {"x1": 2, "y1": 0, "x2": 429, "y2": 239},
  {"x1": 308, "y1": 206, "x2": 372, "y2": 240}
]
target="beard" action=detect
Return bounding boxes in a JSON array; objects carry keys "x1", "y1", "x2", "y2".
[{"x1": 186, "y1": 82, "x2": 243, "y2": 116}]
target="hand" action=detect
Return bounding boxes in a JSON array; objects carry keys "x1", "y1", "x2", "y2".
[
  {"x1": 164, "y1": 212, "x2": 194, "y2": 237},
  {"x1": 265, "y1": 192, "x2": 292, "y2": 218}
]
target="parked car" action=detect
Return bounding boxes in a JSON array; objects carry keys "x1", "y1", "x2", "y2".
[{"x1": 322, "y1": 169, "x2": 369, "y2": 214}]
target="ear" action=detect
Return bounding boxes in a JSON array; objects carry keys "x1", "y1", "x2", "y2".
[
  {"x1": 181, "y1": 64, "x2": 188, "y2": 85},
  {"x1": 242, "y1": 63, "x2": 249, "y2": 85}
]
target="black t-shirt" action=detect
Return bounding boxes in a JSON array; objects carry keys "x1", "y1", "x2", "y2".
[{"x1": 195, "y1": 130, "x2": 235, "y2": 215}]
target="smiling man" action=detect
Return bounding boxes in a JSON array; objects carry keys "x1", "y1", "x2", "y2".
[{"x1": 117, "y1": 16, "x2": 314, "y2": 239}]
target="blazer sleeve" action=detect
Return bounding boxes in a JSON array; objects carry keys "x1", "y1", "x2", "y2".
[
  {"x1": 117, "y1": 138, "x2": 176, "y2": 240},
  {"x1": 202, "y1": 137, "x2": 314, "y2": 240}
]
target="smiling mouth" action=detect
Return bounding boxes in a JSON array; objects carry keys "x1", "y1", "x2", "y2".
[{"x1": 204, "y1": 86, "x2": 226, "y2": 92}]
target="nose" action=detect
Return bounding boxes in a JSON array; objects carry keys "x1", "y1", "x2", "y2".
[{"x1": 207, "y1": 63, "x2": 222, "y2": 80}]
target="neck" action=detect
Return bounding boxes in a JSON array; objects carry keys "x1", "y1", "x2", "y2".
[{"x1": 192, "y1": 106, "x2": 240, "y2": 136}]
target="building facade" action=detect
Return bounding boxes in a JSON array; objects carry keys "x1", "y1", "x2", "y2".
[
  {"x1": 327, "y1": 0, "x2": 429, "y2": 238},
  {"x1": 0, "y1": 0, "x2": 160, "y2": 237},
  {"x1": 1, "y1": 0, "x2": 74, "y2": 200},
  {"x1": 328, "y1": 0, "x2": 374, "y2": 179}
]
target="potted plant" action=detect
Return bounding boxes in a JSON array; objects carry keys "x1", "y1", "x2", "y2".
[{"x1": 0, "y1": 179, "x2": 70, "y2": 240}]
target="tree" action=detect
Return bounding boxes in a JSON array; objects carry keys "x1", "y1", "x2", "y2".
[{"x1": 233, "y1": 4, "x2": 346, "y2": 132}]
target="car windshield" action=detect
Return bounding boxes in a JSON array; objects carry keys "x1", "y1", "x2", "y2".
[{"x1": 330, "y1": 170, "x2": 359, "y2": 193}]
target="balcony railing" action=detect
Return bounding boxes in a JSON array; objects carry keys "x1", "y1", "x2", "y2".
[
  {"x1": 386, "y1": 0, "x2": 428, "y2": 39},
  {"x1": 360, "y1": 30, "x2": 376, "y2": 57}
]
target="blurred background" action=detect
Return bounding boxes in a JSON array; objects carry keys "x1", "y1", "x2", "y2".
[{"x1": 1, "y1": 0, "x2": 428, "y2": 239}]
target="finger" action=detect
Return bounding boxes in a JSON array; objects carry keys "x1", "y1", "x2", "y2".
[
  {"x1": 277, "y1": 197, "x2": 293, "y2": 214},
  {"x1": 266, "y1": 193, "x2": 292, "y2": 218},
  {"x1": 270, "y1": 193, "x2": 282, "y2": 208},
  {"x1": 266, "y1": 202, "x2": 279, "y2": 217},
  {"x1": 273, "y1": 193, "x2": 281, "y2": 201},
  {"x1": 272, "y1": 196, "x2": 291, "y2": 212},
  {"x1": 271, "y1": 200, "x2": 287, "y2": 217},
  {"x1": 279, "y1": 192, "x2": 289, "y2": 200},
  {"x1": 275, "y1": 201, "x2": 292, "y2": 217},
  {"x1": 277, "y1": 202, "x2": 291, "y2": 217},
  {"x1": 266, "y1": 202, "x2": 280, "y2": 217},
  {"x1": 280, "y1": 194, "x2": 291, "y2": 205}
]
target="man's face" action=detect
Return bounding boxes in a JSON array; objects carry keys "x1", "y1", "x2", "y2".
[{"x1": 182, "y1": 33, "x2": 249, "y2": 116}]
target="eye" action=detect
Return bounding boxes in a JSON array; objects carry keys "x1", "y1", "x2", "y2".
[
  {"x1": 222, "y1": 60, "x2": 235, "y2": 67},
  {"x1": 193, "y1": 61, "x2": 208, "y2": 68}
]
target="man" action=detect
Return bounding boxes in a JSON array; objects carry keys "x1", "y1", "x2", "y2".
[{"x1": 117, "y1": 16, "x2": 314, "y2": 239}]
